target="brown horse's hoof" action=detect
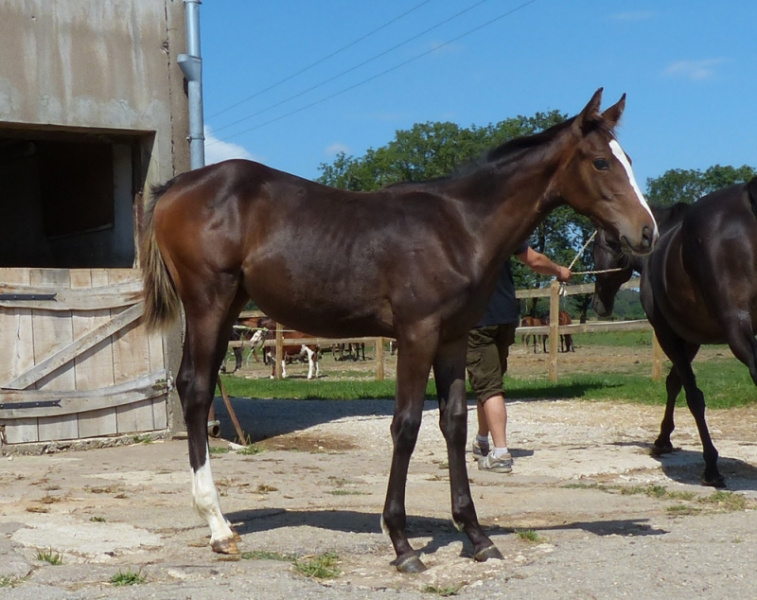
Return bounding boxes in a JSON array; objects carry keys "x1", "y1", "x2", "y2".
[
  {"x1": 395, "y1": 554, "x2": 427, "y2": 573},
  {"x1": 651, "y1": 442, "x2": 674, "y2": 457},
  {"x1": 211, "y1": 536, "x2": 240, "y2": 555},
  {"x1": 474, "y1": 544, "x2": 504, "y2": 562},
  {"x1": 702, "y1": 472, "x2": 726, "y2": 489}
]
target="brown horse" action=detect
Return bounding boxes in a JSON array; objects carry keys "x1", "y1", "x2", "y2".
[
  {"x1": 593, "y1": 177, "x2": 757, "y2": 488},
  {"x1": 248, "y1": 320, "x2": 320, "y2": 379},
  {"x1": 520, "y1": 316, "x2": 546, "y2": 353},
  {"x1": 140, "y1": 89, "x2": 656, "y2": 573}
]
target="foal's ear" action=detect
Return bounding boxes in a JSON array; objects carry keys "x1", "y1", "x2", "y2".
[
  {"x1": 573, "y1": 88, "x2": 604, "y2": 135},
  {"x1": 602, "y1": 94, "x2": 626, "y2": 129}
]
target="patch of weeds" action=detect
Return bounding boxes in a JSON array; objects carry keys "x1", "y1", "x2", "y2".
[
  {"x1": 699, "y1": 490, "x2": 748, "y2": 512},
  {"x1": 241, "y1": 550, "x2": 295, "y2": 562},
  {"x1": 36, "y1": 548, "x2": 63, "y2": 565},
  {"x1": 665, "y1": 490, "x2": 696, "y2": 501},
  {"x1": 132, "y1": 434, "x2": 152, "y2": 444},
  {"x1": 110, "y1": 568, "x2": 145, "y2": 586},
  {"x1": 422, "y1": 583, "x2": 461, "y2": 596},
  {"x1": 666, "y1": 504, "x2": 702, "y2": 516},
  {"x1": 562, "y1": 482, "x2": 609, "y2": 492},
  {"x1": 209, "y1": 446, "x2": 230, "y2": 455},
  {"x1": 238, "y1": 443, "x2": 263, "y2": 456},
  {"x1": 293, "y1": 552, "x2": 340, "y2": 579},
  {"x1": 25, "y1": 506, "x2": 49, "y2": 514},
  {"x1": 326, "y1": 489, "x2": 369, "y2": 496},
  {"x1": 0, "y1": 576, "x2": 19, "y2": 587},
  {"x1": 90, "y1": 516, "x2": 107, "y2": 522},
  {"x1": 517, "y1": 529, "x2": 542, "y2": 543}
]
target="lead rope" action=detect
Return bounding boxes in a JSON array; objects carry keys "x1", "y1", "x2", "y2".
[{"x1": 559, "y1": 230, "x2": 624, "y2": 297}]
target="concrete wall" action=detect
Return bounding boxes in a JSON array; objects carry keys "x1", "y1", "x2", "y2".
[
  {"x1": 0, "y1": 0, "x2": 191, "y2": 436},
  {"x1": 0, "y1": 0, "x2": 190, "y2": 181}
]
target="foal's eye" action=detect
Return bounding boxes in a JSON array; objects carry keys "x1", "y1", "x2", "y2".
[{"x1": 593, "y1": 158, "x2": 610, "y2": 171}]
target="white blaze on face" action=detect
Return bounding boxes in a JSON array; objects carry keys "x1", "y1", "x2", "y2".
[
  {"x1": 609, "y1": 139, "x2": 658, "y2": 237},
  {"x1": 191, "y1": 445, "x2": 234, "y2": 544}
]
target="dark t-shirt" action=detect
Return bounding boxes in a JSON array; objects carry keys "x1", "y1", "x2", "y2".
[{"x1": 476, "y1": 241, "x2": 529, "y2": 327}]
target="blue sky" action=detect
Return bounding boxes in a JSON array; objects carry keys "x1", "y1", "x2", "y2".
[{"x1": 200, "y1": 0, "x2": 756, "y2": 190}]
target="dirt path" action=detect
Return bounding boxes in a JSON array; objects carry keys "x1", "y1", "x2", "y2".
[{"x1": 2, "y1": 394, "x2": 757, "y2": 599}]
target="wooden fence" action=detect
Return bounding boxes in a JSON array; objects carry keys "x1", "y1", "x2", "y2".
[{"x1": 228, "y1": 276, "x2": 664, "y2": 383}]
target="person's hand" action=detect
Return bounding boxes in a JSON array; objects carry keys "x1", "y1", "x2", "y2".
[{"x1": 556, "y1": 267, "x2": 572, "y2": 282}]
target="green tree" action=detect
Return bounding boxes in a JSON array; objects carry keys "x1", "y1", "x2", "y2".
[{"x1": 646, "y1": 164, "x2": 757, "y2": 206}]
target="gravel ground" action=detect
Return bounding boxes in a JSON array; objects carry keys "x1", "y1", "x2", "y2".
[{"x1": 3, "y1": 388, "x2": 757, "y2": 599}]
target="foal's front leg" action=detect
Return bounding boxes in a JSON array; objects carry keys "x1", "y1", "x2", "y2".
[{"x1": 433, "y1": 338, "x2": 502, "y2": 562}]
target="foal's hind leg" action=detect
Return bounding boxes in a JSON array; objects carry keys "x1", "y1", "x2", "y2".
[
  {"x1": 433, "y1": 337, "x2": 502, "y2": 563},
  {"x1": 177, "y1": 284, "x2": 249, "y2": 553}
]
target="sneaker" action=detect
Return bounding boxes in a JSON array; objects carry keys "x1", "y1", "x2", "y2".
[
  {"x1": 478, "y1": 451, "x2": 513, "y2": 473},
  {"x1": 472, "y1": 439, "x2": 490, "y2": 458}
]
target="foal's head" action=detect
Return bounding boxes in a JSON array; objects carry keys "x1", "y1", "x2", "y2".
[{"x1": 552, "y1": 89, "x2": 657, "y2": 255}]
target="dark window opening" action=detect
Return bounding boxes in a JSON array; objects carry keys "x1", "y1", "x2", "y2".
[{"x1": 0, "y1": 129, "x2": 144, "y2": 268}]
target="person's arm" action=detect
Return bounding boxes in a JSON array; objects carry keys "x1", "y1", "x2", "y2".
[{"x1": 515, "y1": 247, "x2": 572, "y2": 282}]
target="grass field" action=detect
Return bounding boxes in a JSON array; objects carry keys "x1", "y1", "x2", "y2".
[{"x1": 220, "y1": 331, "x2": 757, "y2": 410}]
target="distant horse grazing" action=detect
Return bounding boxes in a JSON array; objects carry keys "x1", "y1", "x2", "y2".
[
  {"x1": 520, "y1": 316, "x2": 546, "y2": 353},
  {"x1": 249, "y1": 321, "x2": 320, "y2": 379},
  {"x1": 557, "y1": 310, "x2": 574, "y2": 352},
  {"x1": 141, "y1": 89, "x2": 656, "y2": 572},
  {"x1": 593, "y1": 176, "x2": 757, "y2": 488}
]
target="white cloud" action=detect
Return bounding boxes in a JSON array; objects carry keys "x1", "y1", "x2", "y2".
[
  {"x1": 664, "y1": 58, "x2": 725, "y2": 81},
  {"x1": 324, "y1": 142, "x2": 350, "y2": 157},
  {"x1": 204, "y1": 126, "x2": 261, "y2": 165},
  {"x1": 610, "y1": 11, "x2": 654, "y2": 21}
]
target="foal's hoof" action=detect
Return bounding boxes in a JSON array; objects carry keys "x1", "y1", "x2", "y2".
[
  {"x1": 474, "y1": 544, "x2": 504, "y2": 563},
  {"x1": 395, "y1": 554, "x2": 427, "y2": 573},
  {"x1": 211, "y1": 537, "x2": 240, "y2": 555},
  {"x1": 702, "y1": 471, "x2": 726, "y2": 489}
]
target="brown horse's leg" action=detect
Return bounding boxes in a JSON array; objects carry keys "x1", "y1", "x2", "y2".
[
  {"x1": 382, "y1": 327, "x2": 438, "y2": 573},
  {"x1": 653, "y1": 323, "x2": 723, "y2": 487},
  {"x1": 653, "y1": 343, "x2": 699, "y2": 456},
  {"x1": 177, "y1": 285, "x2": 249, "y2": 553},
  {"x1": 433, "y1": 338, "x2": 502, "y2": 563}
]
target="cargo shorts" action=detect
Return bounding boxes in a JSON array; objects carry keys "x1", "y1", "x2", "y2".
[{"x1": 466, "y1": 323, "x2": 517, "y2": 404}]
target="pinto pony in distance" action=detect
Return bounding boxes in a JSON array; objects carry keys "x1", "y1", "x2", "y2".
[
  {"x1": 141, "y1": 89, "x2": 656, "y2": 573},
  {"x1": 593, "y1": 177, "x2": 757, "y2": 488}
]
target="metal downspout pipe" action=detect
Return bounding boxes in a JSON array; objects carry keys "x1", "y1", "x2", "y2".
[{"x1": 178, "y1": 0, "x2": 205, "y2": 169}]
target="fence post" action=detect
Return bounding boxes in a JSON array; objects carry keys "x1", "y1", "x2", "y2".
[
  {"x1": 549, "y1": 280, "x2": 560, "y2": 382},
  {"x1": 274, "y1": 322, "x2": 284, "y2": 380},
  {"x1": 651, "y1": 332, "x2": 664, "y2": 381},
  {"x1": 375, "y1": 337, "x2": 385, "y2": 381}
]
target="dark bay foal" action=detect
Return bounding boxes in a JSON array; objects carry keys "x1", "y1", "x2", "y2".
[{"x1": 141, "y1": 89, "x2": 656, "y2": 572}]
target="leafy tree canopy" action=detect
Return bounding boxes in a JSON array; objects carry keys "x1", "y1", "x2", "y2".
[{"x1": 646, "y1": 164, "x2": 757, "y2": 207}]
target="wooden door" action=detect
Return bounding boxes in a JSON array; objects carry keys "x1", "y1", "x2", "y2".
[{"x1": 0, "y1": 268, "x2": 169, "y2": 445}]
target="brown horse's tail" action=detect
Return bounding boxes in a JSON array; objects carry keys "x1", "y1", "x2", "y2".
[{"x1": 140, "y1": 179, "x2": 181, "y2": 332}]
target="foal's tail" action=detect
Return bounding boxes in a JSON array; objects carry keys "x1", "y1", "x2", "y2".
[{"x1": 140, "y1": 179, "x2": 181, "y2": 332}]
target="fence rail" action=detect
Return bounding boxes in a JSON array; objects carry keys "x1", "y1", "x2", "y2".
[{"x1": 229, "y1": 277, "x2": 661, "y2": 382}]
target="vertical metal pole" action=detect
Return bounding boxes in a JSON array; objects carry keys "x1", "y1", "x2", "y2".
[{"x1": 178, "y1": 0, "x2": 205, "y2": 170}]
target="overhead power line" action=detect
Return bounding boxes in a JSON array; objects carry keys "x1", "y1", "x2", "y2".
[
  {"x1": 210, "y1": 0, "x2": 492, "y2": 135},
  {"x1": 208, "y1": 0, "x2": 538, "y2": 146},
  {"x1": 207, "y1": 0, "x2": 435, "y2": 120}
]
